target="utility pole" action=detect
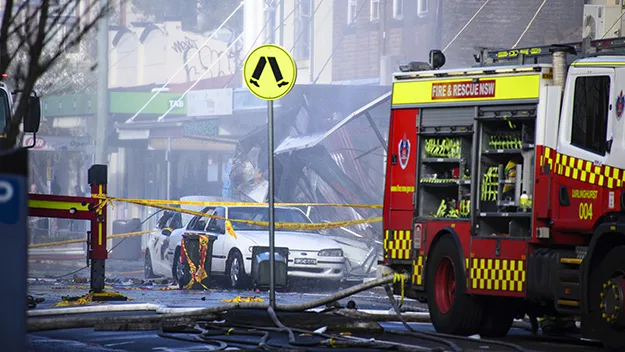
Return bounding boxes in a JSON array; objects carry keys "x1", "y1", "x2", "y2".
[
  {"x1": 91, "y1": 0, "x2": 109, "y2": 292},
  {"x1": 95, "y1": 0, "x2": 109, "y2": 165}
]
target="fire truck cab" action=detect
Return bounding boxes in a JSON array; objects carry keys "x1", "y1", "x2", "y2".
[
  {"x1": 0, "y1": 78, "x2": 42, "y2": 147},
  {"x1": 383, "y1": 41, "x2": 625, "y2": 349}
]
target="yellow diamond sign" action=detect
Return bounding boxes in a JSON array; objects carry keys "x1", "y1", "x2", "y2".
[{"x1": 244, "y1": 44, "x2": 297, "y2": 101}]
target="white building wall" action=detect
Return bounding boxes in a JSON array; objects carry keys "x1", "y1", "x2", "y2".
[{"x1": 108, "y1": 22, "x2": 236, "y2": 88}]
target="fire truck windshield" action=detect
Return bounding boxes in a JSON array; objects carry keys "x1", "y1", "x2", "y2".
[{"x1": 0, "y1": 88, "x2": 9, "y2": 134}]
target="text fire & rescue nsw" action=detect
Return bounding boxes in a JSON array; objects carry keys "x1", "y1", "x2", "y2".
[{"x1": 431, "y1": 80, "x2": 496, "y2": 100}]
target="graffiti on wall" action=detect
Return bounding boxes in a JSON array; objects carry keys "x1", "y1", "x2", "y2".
[{"x1": 171, "y1": 36, "x2": 242, "y2": 83}]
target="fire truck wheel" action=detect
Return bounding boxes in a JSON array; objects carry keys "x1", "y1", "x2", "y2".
[
  {"x1": 585, "y1": 245, "x2": 625, "y2": 350},
  {"x1": 426, "y1": 235, "x2": 484, "y2": 336},
  {"x1": 478, "y1": 297, "x2": 516, "y2": 337}
]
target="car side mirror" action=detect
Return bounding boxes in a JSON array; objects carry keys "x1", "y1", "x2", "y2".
[
  {"x1": 162, "y1": 228, "x2": 172, "y2": 236},
  {"x1": 24, "y1": 95, "x2": 41, "y2": 133}
]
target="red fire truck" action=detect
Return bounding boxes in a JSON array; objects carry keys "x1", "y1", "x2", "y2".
[{"x1": 382, "y1": 38, "x2": 625, "y2": 349}]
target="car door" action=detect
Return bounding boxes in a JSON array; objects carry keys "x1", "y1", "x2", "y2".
[
  {"x1": 151, "y1": 211, "x2": 175, "y2": 276},
  {"x1": 205, "y1": 207, "x2": 227, "y2": 273}
]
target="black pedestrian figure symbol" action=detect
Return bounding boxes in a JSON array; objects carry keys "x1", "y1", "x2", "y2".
[{"x1": 249, "y1": 56, "x2": 289, "y2": 88}]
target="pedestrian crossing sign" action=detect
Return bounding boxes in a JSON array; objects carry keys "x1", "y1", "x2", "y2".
[{"x1": 244, "y1": 44, "x2": 297, "y2": 101}]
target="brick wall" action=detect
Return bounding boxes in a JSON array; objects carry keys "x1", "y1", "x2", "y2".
[
  {"x1": 442, "y1": 0, "x2": 585, "y2": 68},
  {"x1": 331, "y1": 0, "x2": 379, "y2": 81},
  {"x1": 329, "y1": 0, "x2": 584, "y2": 81},
  {"x1": 331, "y1": 0, "x2": 425, "y2": 82}
]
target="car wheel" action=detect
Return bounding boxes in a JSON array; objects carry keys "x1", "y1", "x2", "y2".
[
  {"x1": 226, "y1": 251, "x2": 248, "y2": 289},
  {"x1": 177, "y1": 260, "x2": 191, "y2": 289},
  {"x1": 144, "y1": 250, "x2": 156, "y2": 279},
  {"x1": 172, "y1": 248, "x2": 186, "y2": 286}
]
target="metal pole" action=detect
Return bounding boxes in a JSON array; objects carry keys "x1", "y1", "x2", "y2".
[
  {"x1": 166, "y1": 137, "x2": 171, "y2": 200},
  {"x1": 266, "y1": 0, "x2": 277, "y2": 310},
  {"x1": 267, "y1": 100, "x2": 276, "y2": 309},
  {"x1": 95, "y1": 0, "x2": 109, "y2": 165}
]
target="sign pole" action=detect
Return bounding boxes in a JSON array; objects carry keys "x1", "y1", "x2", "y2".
[
  {"x1": 243, "y1": 43, "x2": 296, "y2": 310},
  {"x1": 267, "y1": 99, "x2": 276, "y2": 309}
]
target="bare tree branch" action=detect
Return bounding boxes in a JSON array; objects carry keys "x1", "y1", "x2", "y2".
[
  {"x1": 0, "y1": 0, "x2": 112, "y2": 150},
  {"x1": 0, "y1": 0, "x2": 15, "y2": 74}
]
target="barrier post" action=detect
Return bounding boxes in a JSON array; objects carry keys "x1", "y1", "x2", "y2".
[
  {"x1": 88, "y1": 164, "x2": 107, "y2": 292},
  {"x1": 0, "y1": 148, "x2": 28, "y2": 352}
]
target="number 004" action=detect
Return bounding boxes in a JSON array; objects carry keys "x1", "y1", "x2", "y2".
[{"x1": 579, "y1": 202, "x2": 593, "y2": 220}]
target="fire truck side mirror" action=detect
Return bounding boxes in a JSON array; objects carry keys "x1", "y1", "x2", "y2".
[
  {"x1": 24, "y1": 95, "x2": 41, "y2": 133},
  {"x1": 429, "y1": 50, "x2": 446, "y2": 70}
]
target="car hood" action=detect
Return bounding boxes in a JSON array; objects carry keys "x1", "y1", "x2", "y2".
[{"x1": 234, "y1": 230, "x2": 342, "y2": 251}]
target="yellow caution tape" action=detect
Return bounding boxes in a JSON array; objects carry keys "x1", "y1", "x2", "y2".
[
  {"x1": 55, "y1": 290, "x2": 129, "y2": 307},
  {"x1": 221, "y1": 296, "x2": 265, "y2": 303},
  {"x1": 225, "y1": 220, "x2": 237, "y2": 239},
  {"x1": 181, "y1": 234, "x2": 210, "y2": 290},
  {"x1": 97, "y1": 196, "x2": 382, "y2": 231},
  {"x1": 161, "y1": 286, "x2": 179, "y2": 291},
  {"x1": 28, "y1": 230, "x2": 155, "y2": 249},
  {"x1": 92, "y1": 195, "x2": 383, "y2": 209}
]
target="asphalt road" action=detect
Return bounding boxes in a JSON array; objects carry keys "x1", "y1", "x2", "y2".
[
  {"x1": 28, "y1": 319, "x2": 605, "y2": 352},
  {"x1": 28, "y1": 257, "x2": 415, "y2": 311},
  {"x1": 26, "y1": 258, "x2": 607, "y2": 352}
]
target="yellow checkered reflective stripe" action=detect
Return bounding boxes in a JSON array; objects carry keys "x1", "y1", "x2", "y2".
[
  {"x1": 469, "y1": 258, "x2": 526, "y2": 292},
  {"x1": 384, "y1": 230, "x2": 412, "y2": 260},
  {"x1": 412, "y1": 256, "x2": 425, "y2": 285},
  {"x1": 541, "y1": 147, "x2": 624, "y2": 189}
]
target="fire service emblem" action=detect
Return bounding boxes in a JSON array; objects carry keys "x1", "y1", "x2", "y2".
[
  {"x1": 616, "y1": 91, "x2": 624, "y2": 121},
  {"x1": 398, "y1": 134, "x2": 410, "y2": 170}
]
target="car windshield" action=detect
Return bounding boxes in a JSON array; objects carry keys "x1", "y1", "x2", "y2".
[{"x1": 228, "y1": 207, "x2": 314, "y2": 232}]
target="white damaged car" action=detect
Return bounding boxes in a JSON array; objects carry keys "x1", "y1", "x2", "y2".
[{"x1": 156, "y1": 205, "x2": 347, "y2": 289}]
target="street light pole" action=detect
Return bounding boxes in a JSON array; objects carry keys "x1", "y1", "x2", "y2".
[{"x1": 266, "y1": 0, "x2": 277, "y2": 309}]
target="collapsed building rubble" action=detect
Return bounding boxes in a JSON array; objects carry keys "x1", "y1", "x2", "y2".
[{"x1": 227, "y1": 85, "x2": 391, "y2": 277}]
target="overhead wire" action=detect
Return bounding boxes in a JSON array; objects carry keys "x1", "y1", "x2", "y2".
[
  {"x1": 512, "y1": 0, "x2": 547, "y2": 49},
  {"x1": 126, "y1": 0, "x2": 245, "y2": 123},
  {"x1": 442, "y1": 0, "x2": 491, "y2": 53},
  {"x1": 156, "y1": 32, "x2": 244, "y2": 122}
]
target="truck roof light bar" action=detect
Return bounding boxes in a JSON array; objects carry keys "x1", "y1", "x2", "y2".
[{"x1": 479, "y1": 36, "x2": 625, "y2": 65}]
